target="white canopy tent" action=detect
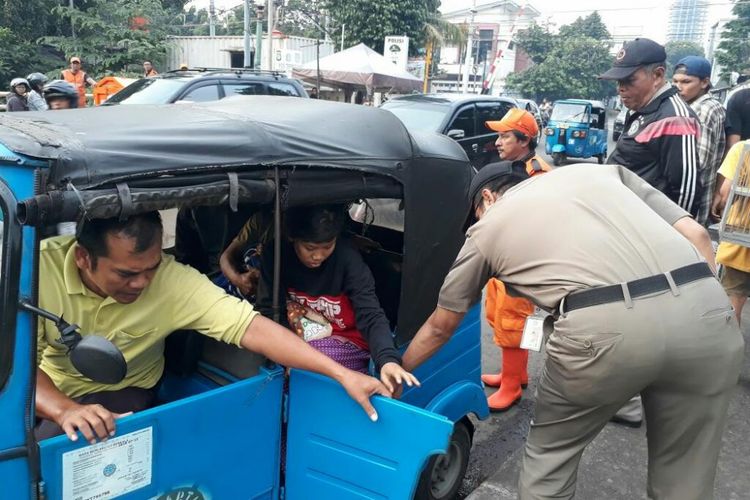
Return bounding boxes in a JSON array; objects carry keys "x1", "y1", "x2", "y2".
[{"x1": 292, "y1": 43, "x2": 422, "y2": 96}]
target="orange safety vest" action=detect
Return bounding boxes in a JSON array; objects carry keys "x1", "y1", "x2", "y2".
[
  {"x1": 484, "y1": 153, "x2": 551, "y2": 348},
  {"x1": 523, "y1": 155, "x2": 552, "y2": 176},
  {"x1": 61, "y1": 69, "x2": 87, "y2": 107}
]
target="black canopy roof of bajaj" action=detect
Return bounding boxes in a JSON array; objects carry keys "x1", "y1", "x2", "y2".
[{"x1": 0, "y1": 96, "x2": 473, "y2": 343}]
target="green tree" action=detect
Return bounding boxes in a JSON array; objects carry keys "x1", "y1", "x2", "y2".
[
  {"x1": 508, "y1": 15, "x2": 614, "y2": 101},
  {"x1": 558, "y1": 11, "x2": 610, "y2": 41},
  {"x1": 41, "y1": 0, "x2": 175, "y2": 77},
  {"x1": 423, "y1": 12, "x2": 466, "y2": 87},
  {"x1": 323, "y1": 0, "x2": 439, "y2": 53},
  {"x1": 716, "y1": 1, "x2": 750, "y2": 80},
  {"x1": 0, "y1": 0, "x2": 66, "y2": 84},
  {"x1": 665, "y1": 40, "x2": 705, "y2": 73},
  {"x1": 507, "y1": 36, "x2": 612, "y2": 101},
  {"x1": 513, "y1": 23, "x2": 554, "y2": 65},
  {"x1": 277, "y1": 0, "x2": 326, "y2": 39}
]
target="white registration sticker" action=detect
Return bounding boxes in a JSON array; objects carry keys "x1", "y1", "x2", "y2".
[{"x1": 62, "y1": 427, "x2": 153, "y2": 500}]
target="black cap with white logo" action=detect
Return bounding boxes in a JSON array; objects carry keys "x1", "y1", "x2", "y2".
[{"x1": 598, "y1": 38, "x2": 667, "y2": 80}]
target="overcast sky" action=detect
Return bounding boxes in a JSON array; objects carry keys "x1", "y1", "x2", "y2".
[{"x1": 189, "y1": 0, "x2": 735, "y2": 46}]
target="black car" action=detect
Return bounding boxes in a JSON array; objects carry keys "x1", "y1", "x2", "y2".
[
  {"x1": 612, "y1": 107, "x2": 628, "y2": 142},
  {"x1": 381, "y1": 94, "x2": 517, "y2": 168},
  {"x1": 103, "y1": 68, "x2": 308, "y2": 105}
]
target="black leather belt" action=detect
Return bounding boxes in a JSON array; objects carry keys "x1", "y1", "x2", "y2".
[{"x1": 563, "y1": 262, "x2": 714, "y2": 313}]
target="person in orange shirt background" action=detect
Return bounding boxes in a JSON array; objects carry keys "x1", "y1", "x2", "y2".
[
  {"x1": 480, "y1": 109, "x2": 552, "y2": 410},
  {"x1": 61, "y1": 56, "x2": 97, "y2": 108},
  {"x1": 143, "y1": 61, "x2": 159, "y2": 77}
]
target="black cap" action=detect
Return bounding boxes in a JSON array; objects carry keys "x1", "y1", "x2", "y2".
[
  {"x1": 598, "y1": 38, "x2": 667, "y2": 80},
  {"x1": 464, "y1": 161, "x2": 528, "y2": 230}
]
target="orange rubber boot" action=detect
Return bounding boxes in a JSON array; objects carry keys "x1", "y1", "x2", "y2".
[
  {"x1": 487, "y1": 348, "x2": 528, "y2": 411},
  {"x1": 481, "y1": 348, "x2": 529, "y2": 388}
]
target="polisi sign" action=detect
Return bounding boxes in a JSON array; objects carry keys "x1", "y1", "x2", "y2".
[{"x1": 384, "y1": 36, "x2": 409, "y2": 71}]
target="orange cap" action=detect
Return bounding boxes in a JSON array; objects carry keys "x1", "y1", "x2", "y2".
[
  {"x1": 486, "y1": 108, "x2": 538, "y2": 138},
  {"x1": 70, "y1": 56, "x2": 81, "y2": 63}
]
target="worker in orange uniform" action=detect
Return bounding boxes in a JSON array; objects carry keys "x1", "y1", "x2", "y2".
[
  {"x1": 61, "y1": 56, "x2": 97, "y2": 108},
  {"x1": 480, "y1": 109, "x2": 552, "y2": 410}
]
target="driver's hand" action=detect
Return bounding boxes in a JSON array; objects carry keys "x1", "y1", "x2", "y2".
[
  {"x1": 57, "y1": 403, "x2": 132, "y2": 444},
  {"x1": 339, "y1": 371, "x2": 392, "y2": 422},
  {"x1": 379, "y1": 362, "x2": 420, "y2": 395}
]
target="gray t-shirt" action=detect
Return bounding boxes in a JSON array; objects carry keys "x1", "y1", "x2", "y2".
[{"x1": 438, "y1": 163, "x2": 701, "y2": 312}]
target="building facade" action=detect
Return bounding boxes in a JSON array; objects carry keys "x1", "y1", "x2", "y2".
[
  {"x1": 668, "y1": 0, "x2": 709, "y2": 44},
  {"x1": 432, "y1": 0, "x2": 540, "y2": 95}
]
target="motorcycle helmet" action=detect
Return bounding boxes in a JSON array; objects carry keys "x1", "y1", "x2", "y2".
[
  {"x1": 10, "y1": 77, "x2": 30, "y2": 93},
  {"x1": 43, "y1": 80, "x2": 78, "y2": 108},
  {"x1": 26, "y1": 73, "x2": 49, "y2": 92}
]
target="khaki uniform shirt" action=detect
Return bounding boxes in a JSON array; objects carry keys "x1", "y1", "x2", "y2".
[
  {"x1": 38, "y1": 236, "x2": 258, "y2": 398},
  {"x1": 438, "y1": 164, "x2": 702, "y2": 313}
]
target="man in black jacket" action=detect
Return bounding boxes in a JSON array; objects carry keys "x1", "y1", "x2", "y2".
[
  {"x1": 601, "y1": 38, "x2": 702, "y2": 218},
  {"x1": 599, "y1": 38, "x2": 703, "y2": 428}
]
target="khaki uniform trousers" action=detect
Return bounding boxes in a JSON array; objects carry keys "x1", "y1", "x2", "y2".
[{"x1": 519, "y1": 277, "x2": 745, "y2": 500}]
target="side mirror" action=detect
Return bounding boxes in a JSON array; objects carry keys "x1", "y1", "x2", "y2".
[
  {"x1": 70, "y1": 336, "x2": 128, "y2": 384},
  {"x1": 447, "y1": 129, "x2": 466, "y2": 140},
  {"x1": 20, "y1": 300, "x2": 127, "y2": 384}
]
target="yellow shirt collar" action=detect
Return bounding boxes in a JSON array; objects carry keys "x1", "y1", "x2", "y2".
[{"x1": 62, "y1": 242, "x2": 117, "y2": 304}]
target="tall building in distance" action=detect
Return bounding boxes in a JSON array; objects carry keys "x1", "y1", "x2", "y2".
[{"x1": 668, "y1": 0, "x2": 709, "y2": 44}]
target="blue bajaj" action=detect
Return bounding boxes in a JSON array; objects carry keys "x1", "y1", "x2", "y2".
[
  {"x1": 0, "y1": 97, "x2": 488, "y2": 499},
  {"x1": 544, "y1": 99, "x2": 608, "y2": 166}
]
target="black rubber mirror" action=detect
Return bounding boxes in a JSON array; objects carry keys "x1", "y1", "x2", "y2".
[
  {"x1": 19, "y1": 300, "x2": 127, "y2": 384},
  {"x1": 69, "y1": 335, "x2": 127, "y2": 384}
]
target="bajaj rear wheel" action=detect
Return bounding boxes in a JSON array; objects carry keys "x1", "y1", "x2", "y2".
[
  {"x1": 415, "y1": 420, "x2": 472, "y2": 500},
  {"x1": 552, "y1": 152, "x2": 565, "y2": 166}
]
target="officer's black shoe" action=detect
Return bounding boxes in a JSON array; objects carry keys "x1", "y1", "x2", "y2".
[{"x1": 609, "y1": 415, "x2": 643, "y2": 428}]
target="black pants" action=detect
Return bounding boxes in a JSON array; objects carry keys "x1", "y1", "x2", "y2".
[{"x1": 35, "y1": 386, "x2": 158, "y2": 441}]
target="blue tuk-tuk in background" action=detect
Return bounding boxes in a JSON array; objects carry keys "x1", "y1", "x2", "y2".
[
  {"x1": 0, "y1": 97, "x2": 489, "y2": 500},
  {"x1": 544, "y1": 99, "x2": 608, "y2": 166}
]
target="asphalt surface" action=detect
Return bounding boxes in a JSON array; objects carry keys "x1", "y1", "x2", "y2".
[{"x1": 457, "y1": 125, "x2": 750, "y2": 499}]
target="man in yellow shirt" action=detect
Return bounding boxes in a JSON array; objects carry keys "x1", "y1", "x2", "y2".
[
  {"x1": 36, "y1": 212, "x2": 391, "y2": 444},
  {"x1": 712, "y1": 141, "x2": 750, "y2": 323}
]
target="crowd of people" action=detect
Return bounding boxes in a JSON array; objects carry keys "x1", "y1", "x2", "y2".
[{"x1": 4, "y1": 57, "x2": 159, "y2": 112}]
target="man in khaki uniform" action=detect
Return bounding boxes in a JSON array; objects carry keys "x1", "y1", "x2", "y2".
[{"x1": 403, "y1": 162, "x2": 744, "y2": 499}]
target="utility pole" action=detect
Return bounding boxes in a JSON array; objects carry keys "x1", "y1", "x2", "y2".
[
  {"x1": 209, "y1": 0, "x2": 216, "y2": 37},
  {"x1": 316, "y1": 38, "x2": 321, "y2": 93},
  {"x1": 243, "y1": 0, "x2": 252, "y2": 67},
  {"x1": 462, "y1": 0, "x2": 477, "y2": 93},
  {"x1": 263, "y1": 0, "x2": 275, "y2": 71},
  {"x1": 255, "y1": 4, "x2": 264, "y2": 69},
  {"x1": 341, "y1": 24, "x2": 345, "y2": 51}
]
